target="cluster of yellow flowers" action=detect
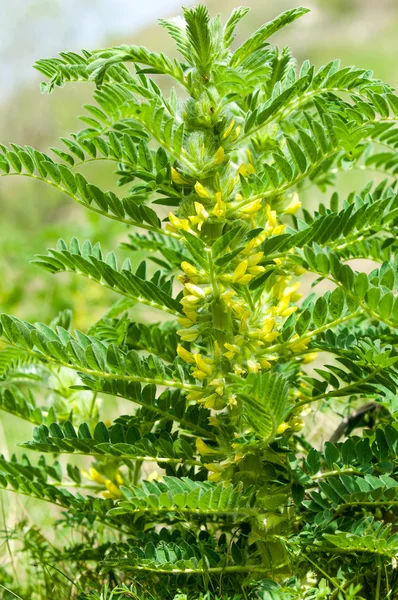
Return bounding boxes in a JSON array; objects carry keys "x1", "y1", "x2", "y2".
[
  {"x1": 83, "y1": 467, "x2": 123, "y2": 499},
  {"x1": 168, "y1": 147, "x2": 312, "y2": 419}
]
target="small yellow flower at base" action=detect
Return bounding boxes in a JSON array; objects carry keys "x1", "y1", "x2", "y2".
[
  {"x1": 248, "y1": 252, "x2": 264, "y2": 266},
  {"x1": 185, "y1": 282, "x2": 205, "y2": 298},
  {"x1": 303, "y1": 352, "x2": 318, "y2": 364},
  {"x1": 259, "y1": 358, "x2": 272, "y2": 370},
  {"x1": 204, "y1": 462, "x2": 224, "y2": 473},
  {"x1": 233, "y1": 364, "x2": 246, "y2": 376},
  {"x1": 115, "y1": 471, "x2": 124, "y2": 486},
  {"x1": 181, "y1": 261, "x2": 200, "y2": 278},
  {"x1": 196, "y1": 438, "x2": 219, "y2": 455},
  {"x1": 222, "y1": 119, "x2": 235, "y2": 140},
  {"x1": 224, "y1": 342, "x2": 240, "y2": 360},
  {"x1": 229, "y1": 125, "x2": 241, "y2": 142},
  {"x1": 248, "y1": 266, "x2": 265, "y2": 275},
  {"x1": 214, "y1": 146, "x2": 225, "y2": 165},
  {"x1": 194, "y1": 181, "x2": 210, "y2": 199},
  {"x1": 208, "y1": 471, "x2": 223, "y2": 482},
  {"x1": 189, "y1": 202, "x2": 209, "y2": 231},
  {"x1": 247, "y1": 359, "x2": 260, "y2": 373},
  {"x1": 105, "y1": 479, "x2": 122, "y2": 498},
  {"x1": 232, "y1": 260, "x2": 248, "y2": 283},
  {"x1": 262, "y1": 317, "x2": 275, "y2": 334},
  {"x1": 239, "y1": 199, "x2": 262, "y2": 215},
  {"x1": 276, "y1": 422, "x2": 290, "y2": 435},
  {"x1": 177, "y1": 344, "x2": 196, "y2": 364},
  {"x1": 193, "y1": 354, "x2": 213, "y2": 375},
  {"x1": 290, "y1": 337, "x2": 309, "y2": 353},
  {"x1": 289, "y1": 417, "x2": 304, "y2": 432},
  {"x1": 213, "y1": 192, "x2": 226, "y2": 218},
  {"x1": 177, "y1": 328, "x2": 200, "y2": 342},
  {"x1": 237, "y1": 163, "x2": 255, "y2": 176},
  {"x1": 280, "y1": 306, "x2": 297, "y2": 318},
  {"x1": 186, "y1": 390, "x2": 204, "y2": 402},
  {"x1": 265, "y1": 205, "x2": 277, "y2": 229},
  {"x1": 272, "y1": 224, "x2": 286, "y2": 236},
  {"x1": 237, "y1": 274, "x2": 254, "y2": 285},
  {"x1": 227, "y1": 394, "x2": 238, "y2": 408},
  {"x1": 204, "y1": 395, "x2": 225, "y2": 409},
  {"x1": 263, "y1": 331, "x2": 280, "y2": 343},
  {"x1": 88, "y1": 468, "x2": 106, "y2": 485},
  {"x1": 177, "y1": 316, "x2": 196, "y2": 328},
  {"x1": 171, "y1": 167, "x2": 189, "y2": 185},
  {"x1": 168, "y1": 212, "x2": 187, "y2": 231},
  {"x1": 191, "y1": 369, "x2": 209, "y2": 380},
  {"x1": 147, "y1": 470, "x2": 162, "y2": 482},
  {"x1": 242, "y1": 230, "x2": 267, "y2": 255},
  {"x1": 284, "y1": 193, "x2": 301, "y2": 215}
]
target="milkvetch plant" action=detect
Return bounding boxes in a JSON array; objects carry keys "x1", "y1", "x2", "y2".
[{"x1": 2, "y1": 5, "x2": 398, "y2": 599}]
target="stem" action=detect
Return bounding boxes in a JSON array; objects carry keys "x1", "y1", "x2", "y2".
[
  {"x1": 375, "y1": 562, "x2": 382, "y2": 600},
  {"x1": 301, "y1": 552, "x2": 344, "y2": 594},
  {"x1": 0, "y1": 340, "x2": 202, "y2": 393}
]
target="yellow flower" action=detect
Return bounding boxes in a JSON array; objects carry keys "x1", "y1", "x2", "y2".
[
  {"x1": 193, "y1": 353, "x2": 213, "y2": 375},
  {"x1": 227, "y1": 394, "x2": 238, "y2": 408},
  {"x1": 280, "y1": 306, "x2": 297, "y2": 318},
  {"x1": 284, "y1": 193, "x2": 301, "y2": 215},
  {"x1": 272, "y1": 224, "x2": 286, "y2": 235},
  {"x1": 214, "y1": 146, "x2": 225, "y2": 165},
  {"x1": 262, "y1": 317, "x2": 275, "y2": 334},
  {"x1": 265, "y1": 205, "x2": 277, "y2": 228},
  {"x1": 247, "y1": 252, "x2": 264, "y2": 266},
  {"x1": 171, "y1": 167, "x2": 189, "y2": 185},
  {"x1": 185, "y1": 283, "x2": 205, "y2": 298},
  {"x1": 105, "y1": 479, "x2": 122, "y2": 498},
  {"x1": 181, "y1": 261, "x2": 200, "y2": 278},
  {"x1": 230, "y1": 125, "x2": 241, "y2": 141},
  {"x1": 247, "y1": 359, "x2": 260, "y2": 373},
  {"x1": 237, "y1": 163, "x2": 255, "y2": 176},
  {"x1": 276, "y1": 422, "x2": 290, "y2": 435},
  {"x1": 87, "y1": 468, "x2": 105, "y2": 485},
  {"x1": 189, "y1": 202, "x2": 209, "y2": 230},
  {"x1": 208, "y1": 471, "x2": 223, "y2": 482},
  {"x1": 194, "y1": 181, "x2": 210, "y2": 199},
  {"x1": 222, "y1": 119, "x2": 235, "y2": 140},
  {"x1": 177, "y1": 328, "x2": 200, "y2": 342},
  {"x1": 177, "y1": 344, "x2": 196, "y2": 364},
  {"x1": 196, "y1": 438, "x2": 219, "y2": 455},
  {"x1": 186, "y1": 390, "x2": 204, "y2": 401},
  {"x1": 204, "y1": 462, "x2": 224, "y2": 472},
  {"x1": 248, "y1": 265, "x2": 265, "y2": 275},
  {"x1": 239, "y1": 199, "x2": 262, "y2": 215},
  {"x1": 303, "y1": 352, "x2": 318, "y2": 364},
  {"x1": 232, "y1": 260, "x2": 248, "y2": 283},
  {"x1": 263, "y1": 331, "x2": 280, "y2": 343},
  {"x1": 213, "y1": 191, "x2": 226, "y2": 218},
  {"x1": 224, "y1": 342, "x2": 240, "y2": 360},
  {"x1": 168, "y1": 212, "x2": 190, "y2": 231},
  {"x1": 236, "y1": 274, "x2": 253, "y2": 285},
  {"x1": 259, "y1": 358, "x2": 272, "y2": 370},
  {"x1": 242, "y1": 230, "x2": 266, "y2": 255}
]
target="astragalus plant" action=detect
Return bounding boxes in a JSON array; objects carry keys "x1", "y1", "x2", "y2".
[{"x1": 2, "y1": 5, "x2": 398, "y2": 599}]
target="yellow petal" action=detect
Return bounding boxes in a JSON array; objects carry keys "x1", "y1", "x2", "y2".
[
  {"x1": 214, "y1": 146, "x2": 225, "y2": 165},
  {"x1": 194, "y1": 181, "x2": 210, "y2": 199}
]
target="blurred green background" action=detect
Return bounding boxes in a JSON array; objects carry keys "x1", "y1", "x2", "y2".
[{"x1": 0, "y1": 0, "x2": 397, "y2": 588}]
